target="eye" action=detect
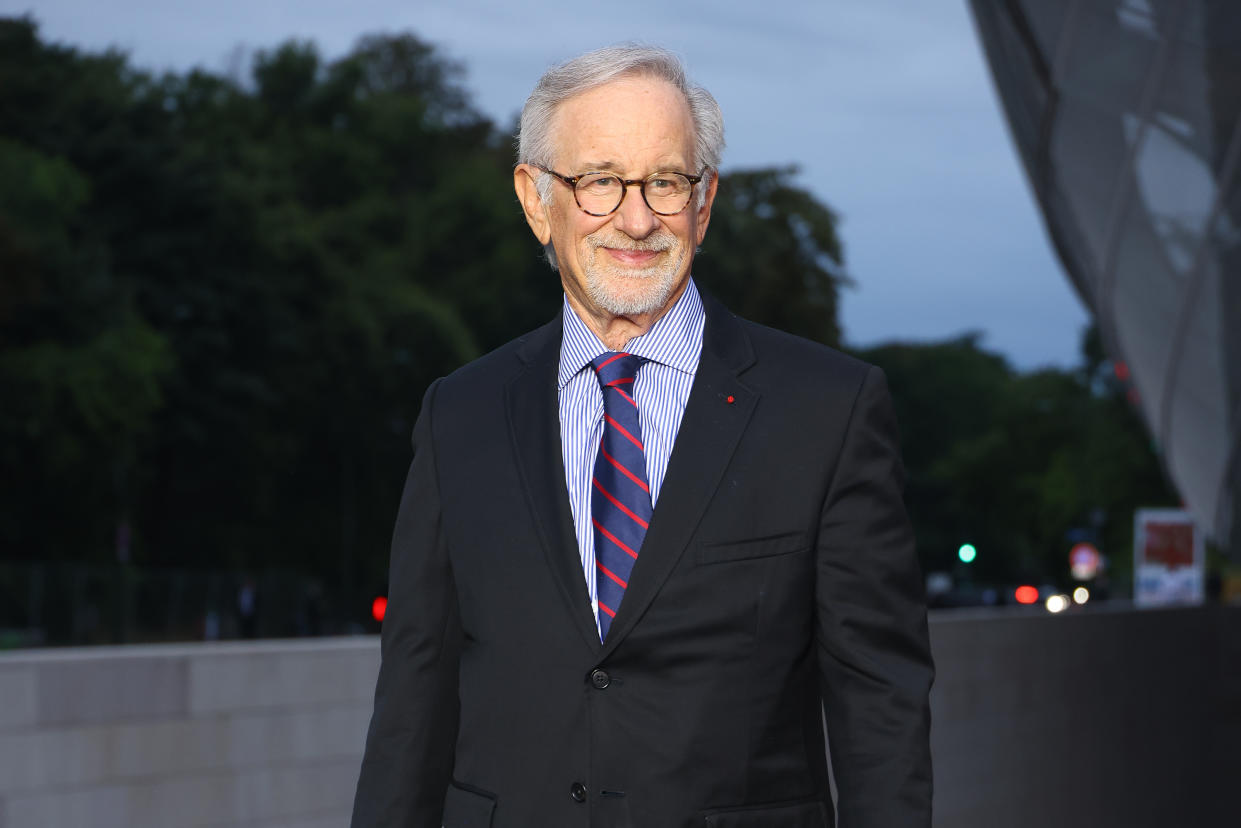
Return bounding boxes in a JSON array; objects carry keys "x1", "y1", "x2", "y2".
[
  {"x1": 650, "y1": 174, "x2": 690, "y2": 192},
  {"x1": 578, "y1": 174, "x2": 621, "y2": 194}
]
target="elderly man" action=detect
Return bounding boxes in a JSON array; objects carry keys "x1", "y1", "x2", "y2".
[{"x1": 352, "y1": 45, "x2": 933, "y2": 828}]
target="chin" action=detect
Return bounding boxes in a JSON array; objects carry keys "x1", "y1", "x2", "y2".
[
  {"x1": 582, "y1": 245, "x2": 686, "y2": 317},
  {"x1": 586, "y1": 267, "x2": 682, "y2": 316}
]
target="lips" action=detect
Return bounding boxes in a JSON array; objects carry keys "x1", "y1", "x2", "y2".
[{"x1": 604, "y1": 247, "x2": 663, "y2": 266}]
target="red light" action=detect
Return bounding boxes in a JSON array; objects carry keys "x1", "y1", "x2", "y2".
[
  {"x1": 372, "y1": 596, "x2": 388, "y2": 623},
  {"x1": 1014, "y1": 585, "x2": 1039, "y2": 605},
  {"x1": 1114, "y1": 361, "x2": 1130, "y2": 382}
]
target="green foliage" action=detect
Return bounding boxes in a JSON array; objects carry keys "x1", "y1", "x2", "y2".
[
  {"x1": 0, "y1": 16, "x2": 1179, "y2": 638},
  {"x1": 697, "y1": 166, "x2": 847, "y2": 347},
  {"x1": 0, "y1": 18, "x2": 546, "y2": 598},
  {"x1": 0, "y1": 18, "x2": 853, "y2": 631},
  {"x1": 855, "y1": 326, "x2": 1178, "y2": 587}
]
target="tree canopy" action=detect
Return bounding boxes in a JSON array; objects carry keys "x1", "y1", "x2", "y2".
[
  {"x1": 855, "y1": 328, "x2": 1176, "y2": 589},
  {"x1": 0, "y1": 17, "x2": 1176, "y2": 640}
]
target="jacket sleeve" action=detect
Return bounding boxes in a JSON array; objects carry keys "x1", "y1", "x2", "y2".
[
  {"x1": 815, "y1": 365, "x2": 934, "y2": 827},
  {"x1": 352, "y1": 379, "x2": 462, "y2": 827}
]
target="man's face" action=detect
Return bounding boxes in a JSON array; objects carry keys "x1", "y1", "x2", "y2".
[{"x1": 517, "y1": 75, "x2": 717, "y2": 322}]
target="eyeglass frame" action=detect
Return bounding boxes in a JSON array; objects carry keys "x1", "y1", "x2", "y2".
[{"x1": 532, "y1": 164, "x2": 705, "y2": 217}]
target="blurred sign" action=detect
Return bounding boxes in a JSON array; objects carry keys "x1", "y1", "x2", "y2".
[
  {"x1": 1069, "y1": 542, "x2": 1101, "y2": 580},
  {"x1": 1134, "y1": 509, "x2": 1204, "y2": 607}
]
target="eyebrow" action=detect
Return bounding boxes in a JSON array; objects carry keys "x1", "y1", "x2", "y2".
[
  {"x1": 579, "y1": 160, "x2": 623, "y2": 172},
  {"x1": 574, "y1": 160, "x2": 692, "y2": 175}
]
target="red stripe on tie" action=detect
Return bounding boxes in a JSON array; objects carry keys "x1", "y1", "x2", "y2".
[
  {"x1": 592, "y1": 518, "x2": 640, "y2": 559},
  {"x1": 593, "y1": 478, "x2": 650, "y2": 528},
  {"x1": 613, "y1": 386, "x2": 638, "y2": 408},
  {"x1": 610, "y1": 377, "x2": 635, "y2": 385},
  {"x1": 605, "y1": 414, "x2": 644, "y2": 450},
  {"x1": 598, "y1": 600, "x2": 616, "y2": 618},
  {"x1": 600, "y1": 445, "x2": 650, "y2": 493},
  {"x1": 595, "y1": 352, "x2": 629, "y2": 372},
  {"x1": 597, "y1": 561, "x2": 628, "y2": 589}
]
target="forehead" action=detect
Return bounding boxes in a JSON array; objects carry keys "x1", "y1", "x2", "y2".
[{"x1": 550, "y1": 75, "x2": 696, "y2": 171}]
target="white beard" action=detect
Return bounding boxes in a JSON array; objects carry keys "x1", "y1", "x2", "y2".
[{"x1": 581, "y1": 230, "x2": 686, "y2": 316}]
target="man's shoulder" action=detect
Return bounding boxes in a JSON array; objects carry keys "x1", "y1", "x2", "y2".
[
  {"x1": 429, "y1": 315, "x2": 560, "y2": 400},
  {"x1": 744, "y1": 317, "x2": 867, "y2": 370},
  {"x1": 711, "y1": 300, "x2": 873, "y2": 392}
]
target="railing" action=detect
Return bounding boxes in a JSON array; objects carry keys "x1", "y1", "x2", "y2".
[{"x1": 0, "y1": 563, "x2": 373, "y2": 649}]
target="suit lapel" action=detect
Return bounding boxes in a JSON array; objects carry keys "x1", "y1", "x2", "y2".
[
  {"x1": 600, "y1": 293, "x2": 758, "y2": 657},
  {"x1": 506, "y1": 317, "x2": 603, "y2": 654}
]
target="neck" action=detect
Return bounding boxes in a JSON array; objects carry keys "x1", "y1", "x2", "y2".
[{"x1": 564, "y1": 280, "x2": 689, "y2": 351}]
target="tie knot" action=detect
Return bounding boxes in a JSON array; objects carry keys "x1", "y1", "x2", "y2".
[{"x1": 591, "y1": 352, "x2": 645, "y2": 389}]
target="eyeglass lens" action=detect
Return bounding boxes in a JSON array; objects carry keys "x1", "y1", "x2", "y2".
[{"x1": 575, "y1": 173, "x2": 693, "y2": 216}]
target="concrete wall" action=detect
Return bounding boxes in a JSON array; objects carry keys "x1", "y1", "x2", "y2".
[
  {"x1": 1, "y1": 605, "x2": 1237, "y2": 827},
  {"x1": 0, "y1": 639, "x2": 379, "y2": 828},
  {"x1": 930, "y1": 603, "x2": 1240, "y2": 828}
]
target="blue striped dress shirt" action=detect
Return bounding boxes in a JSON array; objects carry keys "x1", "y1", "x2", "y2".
[{"x1": 558, "y1": 279, "x2": 705, "y2": 629}]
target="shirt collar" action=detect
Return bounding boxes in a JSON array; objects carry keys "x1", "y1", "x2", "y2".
[{"x1": 558, "y1": 278, "x2": 705, "y2": 390}]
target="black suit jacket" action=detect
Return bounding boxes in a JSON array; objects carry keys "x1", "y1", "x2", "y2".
[{"x1": 351, "y1": 293, "x2": 933, "y2": 828}]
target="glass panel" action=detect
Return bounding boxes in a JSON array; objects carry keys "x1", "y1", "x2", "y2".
[
  {"x1": 974, "y1": 0, "x2": 1051, "y2": 164},
  {"x1": 1058, "y1": 4, "x2": 1161, "y2": 112},
  {"x1": 1016, "y1": 0, "x2": 1075, "y2": 58},
  {"x1": 1181, "y1": 0, "x2": 1241, "y2": 49},
  {"x1": 1210, "y1": 182, "x2": 1241, "y2": 452},
  {"x1": 1110, "y1": 197, "x2": 1184, "y2": 414},
  {"x1": 1075, "y1": 0, "x2": 1182, "y2": 36},
  {"x1": 1164, "y1": 256, "x2": 1229, "y2": 536},
  {"x1": 1131, "y1": 121, "x2": 1218, "y2": 276},
  {"x1": 1161, "y1": 255, "x2": 1231, "y2": 541},
  {"x1": 1043, "y1": 183, "x2": 1106, "y2": 309},
  {"x1": 1048, "y1": 98, "x2": 1130, "y2": 272},
  {"x1": 1150, "y1": 41, "x2": 1241, "y2": 175}
]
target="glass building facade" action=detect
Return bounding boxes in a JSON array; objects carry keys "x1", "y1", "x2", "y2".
[{"x1": 969, "y1": 0, "x2": 1241, "y2": 560}]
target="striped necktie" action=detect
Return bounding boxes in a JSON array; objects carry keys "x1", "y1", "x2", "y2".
[{"x1": 590, "y1": 351, "x2": 652, "y2": 641}]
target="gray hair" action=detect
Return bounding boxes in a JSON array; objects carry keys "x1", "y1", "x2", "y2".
[{"x1": 517, "y1": 44, "x2": 725, "y2": 268}]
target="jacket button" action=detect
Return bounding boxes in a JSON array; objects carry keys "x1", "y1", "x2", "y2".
[
  {"x1": 570, "y1": 781, "x2": 587, "y2": 802},
  {"x1": 590, "y1": 668, "x2": 610, "y2": 689}
]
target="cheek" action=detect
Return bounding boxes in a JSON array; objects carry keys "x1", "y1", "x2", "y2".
[
  {"x1": 567, "y1": 219, "x2": 608, "y2": 253},
  {"x1": 550, "y1": 218, "x2": 582, "y2": 258}
]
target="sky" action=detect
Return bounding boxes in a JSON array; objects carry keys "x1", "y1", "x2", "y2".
[{"x1": 8, "y1": 0, "x2": 1094, "y2": 370}]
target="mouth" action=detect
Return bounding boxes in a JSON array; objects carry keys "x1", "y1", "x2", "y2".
[{"x1": 602, "y1": 247, "x2": 664, "y2": 267}]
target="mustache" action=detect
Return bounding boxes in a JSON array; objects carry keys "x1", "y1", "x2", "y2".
[{"x1": 587, "y1": 231, "x2": 676, "y2": 252}]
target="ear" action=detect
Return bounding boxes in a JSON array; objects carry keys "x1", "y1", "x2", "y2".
[
  {"x1": 693, "y1": 171, "x2": 720, "y2": 246},
  {"x1": 514, "y1": 164, "x2": 552, "y2": 245}
]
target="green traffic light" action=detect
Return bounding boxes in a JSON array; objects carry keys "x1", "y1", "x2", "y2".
[{"x1": 958, "y1": 543, "x2": 977, "y2": 563}]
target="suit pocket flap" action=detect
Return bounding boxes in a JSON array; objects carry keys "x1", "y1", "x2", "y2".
[
  {"x1": 442, "y1": 782, "x2": 496, "y2": 827},
  {"x1": 702, "y1": 798, "x2": 829, "y2": 827},
  {"x1": 697, "y1": 531, "x2": 809, "y2": 564}
]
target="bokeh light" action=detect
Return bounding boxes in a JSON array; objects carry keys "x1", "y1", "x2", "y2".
[
  {"x1": 1014, "y1": 585, "x2": 1039, "y2": 605},
  {"x1": 1045, "y1": 594, "x2": 1069, "y2": 613}
]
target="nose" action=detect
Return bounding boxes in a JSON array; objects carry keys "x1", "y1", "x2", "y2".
[{"x1": 611, "y1": 182, "x2": 659, "y2": 239}]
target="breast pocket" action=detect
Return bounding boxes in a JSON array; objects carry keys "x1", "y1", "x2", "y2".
[{"x1": 696, "y1": 531, "x2": 809, "y2": 565}]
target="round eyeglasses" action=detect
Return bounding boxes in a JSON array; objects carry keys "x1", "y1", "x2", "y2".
[{"x1": 534, "y1": 165, "x2": 704, "y2": 216}]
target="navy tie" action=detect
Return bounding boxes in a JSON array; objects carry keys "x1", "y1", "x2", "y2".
[{"x1": 590, "y1": 351, "x2": 652, "y2": 641}]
